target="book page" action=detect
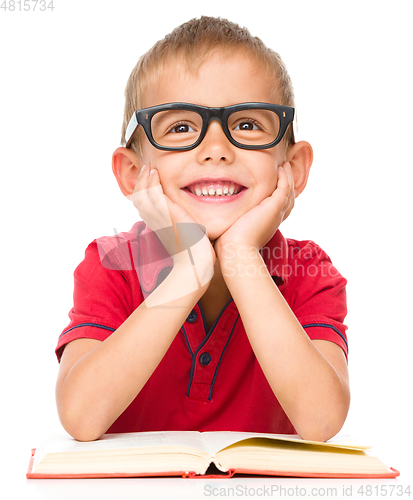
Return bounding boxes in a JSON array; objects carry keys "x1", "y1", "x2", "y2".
[
  {"x1": 33, "y1": 431, "x2": 211, "y2": 472},
  {"x1": 200, "y1": 432, "x2": 370, "y2": 456}
]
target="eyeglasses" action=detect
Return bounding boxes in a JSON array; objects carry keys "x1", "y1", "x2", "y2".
[{"x1": 125, "y1": 102, "x2": 294, "y2": 151}]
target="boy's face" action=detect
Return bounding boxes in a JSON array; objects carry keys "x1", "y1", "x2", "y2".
[{"x1": 138, "y1": 51, "x2": 289, "y2": 241}]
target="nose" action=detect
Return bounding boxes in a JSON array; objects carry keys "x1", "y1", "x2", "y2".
[{"x1": 195, "y1": 119, "x2": 235, "y2": 163}]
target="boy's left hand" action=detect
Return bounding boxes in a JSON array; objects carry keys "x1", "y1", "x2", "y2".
[{"x1": 213, "y1": 162, "x2": 294, "y2": 261}]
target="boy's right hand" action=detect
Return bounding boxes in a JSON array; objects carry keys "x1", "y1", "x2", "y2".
[{"x1": 129, "y1": 164, "x2": 216, "y2": 281}]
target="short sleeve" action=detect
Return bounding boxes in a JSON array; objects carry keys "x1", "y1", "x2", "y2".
[
  {"x1": 55, "y1": 241, "x2": 141, "y2": 362},
  {"x1": 284, "y1": 240, "x2": 348, "y2": 359}
]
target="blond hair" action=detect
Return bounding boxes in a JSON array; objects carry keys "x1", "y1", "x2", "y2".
[{"x1": 121, "y1": 16, "x2": 295, "y2": 153}]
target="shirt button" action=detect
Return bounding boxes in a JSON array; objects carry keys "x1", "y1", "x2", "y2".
[
  {"x1": 186, "y1": 310, "x2": 197, "y2": 323},
  {"x1": 199, "y1": 352, "x2": 211, "y2": 366}
]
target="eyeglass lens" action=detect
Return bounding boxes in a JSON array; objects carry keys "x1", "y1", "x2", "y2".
[{"x1": 150, "y1": 108, "x2": 281, "y2": 148}]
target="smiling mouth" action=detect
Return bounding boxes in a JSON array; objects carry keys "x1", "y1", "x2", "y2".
[{"x1": 184, "y1": 181, "x2": 246, "y2": 197}]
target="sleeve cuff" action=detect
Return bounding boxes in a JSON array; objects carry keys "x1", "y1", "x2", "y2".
[
  {"x1": 55, "y1": 322, "x2": 116, "y2": 362},
  {"x1": 300, "y1": 319, "x2": 348, "y2": 360}
]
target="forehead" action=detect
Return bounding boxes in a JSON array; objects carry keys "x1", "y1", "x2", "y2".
[{"x1": 141, "y1": 50, "x2": 279, "y2": 109}]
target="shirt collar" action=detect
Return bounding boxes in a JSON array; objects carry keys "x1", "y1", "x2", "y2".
[
  {"x1": 96, "y1": 222, "x2": 173, "y2": 296},
  {"x1": 134, "y1": 223, "x2": 174, "y2": 295}
]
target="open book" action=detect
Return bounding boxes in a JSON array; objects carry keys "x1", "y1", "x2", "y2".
[{"x1": 27, "y1": 431, "x2": 399, "y2": 479}]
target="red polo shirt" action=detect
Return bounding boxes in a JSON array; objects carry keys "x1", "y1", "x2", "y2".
[{"x1": 56, "y1": 222, "x2": 348, "y2": 434}]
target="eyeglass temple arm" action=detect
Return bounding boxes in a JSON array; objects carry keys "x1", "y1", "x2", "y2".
[{"x1": 125, "y1": 112, "x2": 139, "y2": 148}]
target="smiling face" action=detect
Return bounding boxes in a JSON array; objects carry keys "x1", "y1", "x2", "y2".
[{"x1": 137, "y1": 50, "x2": 290, "y2": 241}]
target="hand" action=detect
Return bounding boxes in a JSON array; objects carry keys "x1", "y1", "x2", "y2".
[
  {"x1": 129, "y1": 164, "x2": 216, "y2": 280},
  {"x1": 214, "y1": 162, "x2": 294, "y2": 261}
]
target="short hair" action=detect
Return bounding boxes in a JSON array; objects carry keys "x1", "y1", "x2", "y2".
[{"x1": 121, "y1": 16, "x2": 295, "y2": 154}]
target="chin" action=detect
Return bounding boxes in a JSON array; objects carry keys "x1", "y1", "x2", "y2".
[{"x1": 187, "y1": 211, "x2": 237, "y2": 242}]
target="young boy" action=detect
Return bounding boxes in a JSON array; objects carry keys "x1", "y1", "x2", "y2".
[{"x1": 55, "y1": 16, "x2": 349, "y2": 443}]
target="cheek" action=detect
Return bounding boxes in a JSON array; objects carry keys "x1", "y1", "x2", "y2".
[
  {"x1": 259, "y1": 164, "x2": 279, "y2": 196},
  {"x1": 139, "y1": 143, "x2": 169, "y2": 176},
  {"x1": 272, "y1": 165, "x2": 280, "y2": 189},
  {"x1": 251, "y1": 151, "x2": 281, "y2": 191},
  {"x1": 149, "y1": 155, "x2": 182, "y2": 196}
]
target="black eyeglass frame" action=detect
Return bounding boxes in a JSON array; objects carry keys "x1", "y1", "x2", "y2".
[{"x1": 125, "y1": 102, "x2": 295, "y2": 151}]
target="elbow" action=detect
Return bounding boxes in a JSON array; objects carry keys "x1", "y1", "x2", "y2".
[
  {"x1": 295, "y1": 399, "x2": 350, "y2": 443},
  {"x1": 298, "y1": 425, "x2": 341, "y2": 443},
  {"x1": 297, "y1": 417, "x2": 345, "y2": 442},
  {"x1": 57, "y1": 406, "x2": 107, "y2": 442},
  {"x1": 62, "y1": 422, "x2": 105, "y2": 443},
  {"x1": 56, "y1": 392, "x2": 108, "y2": 442}
]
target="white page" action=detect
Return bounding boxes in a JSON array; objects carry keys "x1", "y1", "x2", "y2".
[{"x1": 33, "y1": 431, "x2": 210, "y2": 472}]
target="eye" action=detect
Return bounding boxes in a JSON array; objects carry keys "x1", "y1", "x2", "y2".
[
  {"x1": 234, "y1": 120, "x2": 261, "y2": 131},
  {"x1": 169, "y1": 122, "x2": 196, "y2": 134}
]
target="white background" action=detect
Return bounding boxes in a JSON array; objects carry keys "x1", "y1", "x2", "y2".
[{"x1": 1, "y1": 0, "x2": 412, "y2": 498}]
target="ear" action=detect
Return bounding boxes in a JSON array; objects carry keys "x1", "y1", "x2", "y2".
[
  {"x1": 286, "y1": 141, "x2": 313, "y2": 198},
  {"x1": 112, "y1": 147, "x2": 143, "y2": 198}
]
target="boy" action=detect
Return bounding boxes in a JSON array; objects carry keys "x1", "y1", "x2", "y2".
[{"x1": 55, "y1": 16, "x2": 349, "y2": 443}]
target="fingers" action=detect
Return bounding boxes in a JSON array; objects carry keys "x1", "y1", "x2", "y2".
[
  {"x1": 275, "y1": 162, "x2": 294, "y2": 221},
  {"x1": 131, "y1": 164, "x2": 173, "y2": 230},
  {"x1": 280, "y1": 162, "x2": 295, "y2": 220},
  {"x1": 147, "y1": 168, "x2": 173, "y2": 228},
  {"x1": 129, "y1": 164, "x2": 150, "y2": 206}
]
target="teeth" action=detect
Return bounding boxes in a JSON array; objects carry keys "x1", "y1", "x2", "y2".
[{"x1": 189, "y1": 182, "x2": 241, "y2": 197}]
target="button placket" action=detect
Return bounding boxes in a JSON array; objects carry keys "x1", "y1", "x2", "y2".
[
  {"x1": 187, "y1": 307, "x2": 238, "y2": 402},
  {"x1": 182, "y1": 306, "x2": 206, "y2": 356}
]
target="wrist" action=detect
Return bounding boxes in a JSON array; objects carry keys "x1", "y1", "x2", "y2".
[
  {"x1": 219, "y1": 244, "x2": 266, "y2": 280},
  {"x1": 217, "y1": 241, "x2": 261, "y2": 266},
  {"x1": 145, "y1": 263, "x2": 208, "y2": 308}
]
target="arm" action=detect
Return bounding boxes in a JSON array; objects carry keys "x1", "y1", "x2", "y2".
[
  {"x1": 56, "y1": 260, "x2": 211, "y2": 442},
  {"x1": 214, "y1": 163, "x2": 349, "y2": 441},
  {"x1": 220, "y1": 248, "x2": 349, "y2": 442}
]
